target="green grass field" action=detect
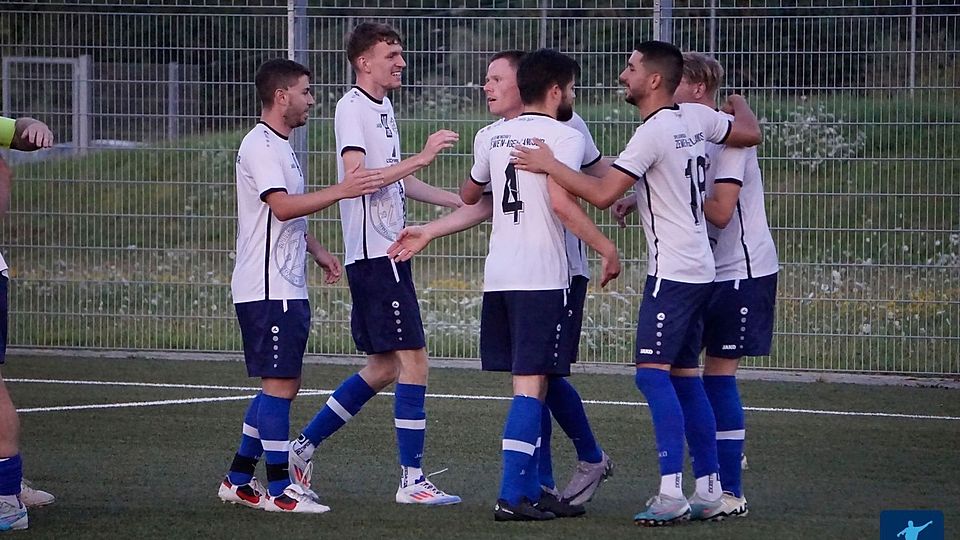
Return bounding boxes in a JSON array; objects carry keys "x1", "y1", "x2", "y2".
[{"x1": 4, "y1": 354, "x2": 959, "y2": 538}]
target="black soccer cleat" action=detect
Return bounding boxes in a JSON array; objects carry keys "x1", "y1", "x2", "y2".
[
  {"x1": 493, "y1": 498, "x2": 557, "y2": 521},
  {"x1": 537, "y1": 489, "x2": 586, "y2": 518}
]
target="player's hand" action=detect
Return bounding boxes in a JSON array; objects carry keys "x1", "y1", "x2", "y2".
[
  {"x1": 611, "y1": 195, "x2": 637, "y2": 228},
  {"x1": 21, "y1": 121, "x2": 54, "y2": 148},
  {"x1": 340, "y1": 163, "x2": 384, "y2": 198},
  {"x1": 599, "y1": 247, "x2": 621, "y2": 288},
  {"x1": 511, "y1": 139, "x2": 556, "y2": 174},
  {"x1": 721, "y1": 94, "x2": 747, "y2": 115},
  {"x1": 419, "y1": 130, "x2": 459, "y2": 164},
  {"x1": 312, "y1": 247, "x2": 342, "y2": 284},
  {"x1": 387, "y1": 226, "x2": 432, "y2": 262}
]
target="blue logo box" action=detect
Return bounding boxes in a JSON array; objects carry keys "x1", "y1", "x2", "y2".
[{"x1": 880, "y1": 510, "x2": 944, "y2": 540}]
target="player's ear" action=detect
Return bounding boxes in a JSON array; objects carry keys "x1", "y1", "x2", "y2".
[{"x1": 649, "y1": 72, "x2": 662, "y2": 91}]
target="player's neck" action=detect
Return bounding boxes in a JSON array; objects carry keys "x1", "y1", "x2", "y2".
[
  {"x1": 521, "y1": 104, "x2": 556, "y2": 119},
  {"x1": 693, "y1": 97, "x2": 718, "y2": 109},
  {"x1": 501, "y1": 105, "x2": 524, "y2": 121},
  {"x1": 637, "y1": 94, "x2": 675, "y2": 121},
  {"x1": 354, "y1": 77, "x2": 388, "y2": 102},
  {"x1": 259, "y1": 111, "x2": 292, "y2": 138}
]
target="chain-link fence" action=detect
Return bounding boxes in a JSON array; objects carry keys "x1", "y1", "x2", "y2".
[{"x1": 1, "y1": 1, "x2": 957, "y2": 374}]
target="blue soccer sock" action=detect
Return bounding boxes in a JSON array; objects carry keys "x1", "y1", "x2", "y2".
[
  {"x1": 546, "y1": 377, "x2": 603, "y2": 463},
  {"x1": 0, "y1": 454, "x2": 22, "y2": 497},
  {"x1": 537, "y1": 403, "x2": 556, "y2": 492},
  {"x1": 228, "y1": 392, "x2": 263, "y2": 486},
  {"x1": 500, "y1": 395, "x2": 542, "y2": 506},
  {"x1": 635, "y1": 368, "x2": 685, "y2": 497},
  {"x1": 704, "y1": 375, "x2": 745, "y2": 497},
  {"x1": 300, "y1": 374, "x2": 376, "y2": 452},
  {"x1": 258, "y1": 393, "x2": 292, "y2": 497},
  {"x1": 672, "y1": 375, "x2": 721, "y2": 498},
  {"x1": 394, "y1": 383, "x2": 426, "y2": 484}
]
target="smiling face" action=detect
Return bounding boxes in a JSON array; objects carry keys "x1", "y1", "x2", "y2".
[
  {"x1": 280, "y1": 74, "x2": 315, "y2": 128},
  {"x1": 483, "y1": 58, "x2": 523, "y2": 118},
  {"x1": 363, "y1": 40, "x2": 406, "y2": 92},
  {"x1": 618, "y1": 50, "x2": 655, "y2": 106}
]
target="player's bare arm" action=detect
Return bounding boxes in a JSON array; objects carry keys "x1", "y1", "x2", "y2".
[
  {"x1": 513, "y1": 140, "x2": 634, "y2": 209},
  {"x1": 341, "y1": 129, "x2": 458, "y2": 187},
  {"x1": 403, "y1": 176, "x2": 463, "y2": 208},
  {"x1": 704, "y1": 182, "x2": 742, "y2": 229},
  {"x1": 387, "y1": 196, "x2": 492, "y2": 262},
  {"x1": 305, "y1": 232, "x2": 342, "y2": 284},
  {"x1": 264, "y1": 163, "x2": 383, "y2": 221},
  {"x1": 459, "y1": 176, "x2": 486, "y2": 205},
  {"x1": 11, "y1": 117, "x2": 54, "y2": 151},
  {"x1": 547, "y1": 179, "x2": 621, "y2": 287},
  {"x1": 721, "y1": 94, "x2": 762, "y2": 147}
]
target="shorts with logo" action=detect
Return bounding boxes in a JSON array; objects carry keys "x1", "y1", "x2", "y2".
[
  {"x1": 235, "y1": 298, "x2": 310, "y2": 378},
  {"x1": 0, "y1": 274, "x2": 7, "y2": 364},
  {"x1": 634, "y1": 276, "x2": 713, "y2": 369},
  {"x1": 703, "y1": 273, "x2": 778, "y2": 358},
  {"x1": 558, "y1": 275, "x2": 589, "y2": 364},
  {"x1": 480, "y1": 288, "x2": 570, "y2": 376},
  {"x1": 346, "y1": 256, "x2": 425, "y2": 354}
]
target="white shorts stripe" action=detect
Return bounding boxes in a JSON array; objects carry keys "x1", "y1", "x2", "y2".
[
  {"x1": 241, "y1": 423, "x2": 260, "y2": 438},
  {"x1": 535, "y1": 436, "x2": 542, "y2": 449},
  {"x1": 502, "y1": 439, "x2": 536, "y2": 456},
  {"x1": 261, "y1": 439, "x2": 289, "y2": 452},
  {"x1": 716, "y1": 429, "x2": 746, "y2": 440},
  {"x1": 326, "y1": 396, "x2": 353, "y2": 422},
  {"x1": 653, "y1": 277, "x2": 662, "y2": 298},
  {"x1": 394, "y1": 418, "x2": 426, "y2": 430}
]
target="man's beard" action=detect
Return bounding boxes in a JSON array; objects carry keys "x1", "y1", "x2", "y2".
[{"x1": 557, "y1": 103, "x2": 574, "y2": 122}]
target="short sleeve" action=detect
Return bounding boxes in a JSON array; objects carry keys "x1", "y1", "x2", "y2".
[
  {"x1": 0, "y1": 117, "x2": 15, "y2": 149},
  {"x1": 551, "y1": 130, "x2": 586, "y2": 173},
  {"x1": 335, "y1": 98, "x2": 366, "y2": 156},
  {"x1": 470, "y1": 128, "x2": 492, "y2": 185},
  {"x1": 713, "y1": 145, "x2": 750, "y2": 187},
  {"x1": 684, "y1": 103, "x2": 732, "y2": 145},
  {"x1": 564, "y1": 113, "x2": 602, "y2": 168},
  {"x1": 612, "y1": 126, "x2": 659, "y2": 180},
  {"x1": 239, "y1": 135, "x2": 287, "y2": 200}
]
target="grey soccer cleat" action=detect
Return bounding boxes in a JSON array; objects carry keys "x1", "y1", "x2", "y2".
[{"x1": 560, "y1": 451, "x2": 614, "y2": 505}]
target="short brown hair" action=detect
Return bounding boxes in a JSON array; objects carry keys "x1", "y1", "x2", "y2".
[
  {"x1": 490, "y1": 50, "x2": 526, "y2": 69},
  {"x1": 346, "y1": 22, "x2": 402, "y2": 68},
  {"x1": 255, "y1": 59, "x2": 310, "y2": 106},
  {"x1": 634, "y1": 40, "x2": 684, "y2": 94},
  {"x1": 682, "y1": 52, "x2": 724, "y2": 95}
]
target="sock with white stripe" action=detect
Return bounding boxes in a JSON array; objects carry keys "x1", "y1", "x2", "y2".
[
  {"x1": 394, "y1": 383, "x2": 427, "y2": 487},
  {"x1": 0, "y1": 454, "x2": 22, "y2": 496},
  {"x1": 546, "y1": 376, "x2": 603, "y2": 463},
  {"x1": 635, "y1": 368, "x2": 685, "y2": 495},
  {"x1": 537, "y1": 403, "x2": 556, "y2": 491},
  {"x1": 227, "y1": 392, "x2": 263, "y2": 485},
  {"x1": 300, "y1": 374, "x2": 377, "y2": 456},
  {"x1": 500, "y1": 395, "x2": 542, "y2": 506},
  {"x1": 703, "y1": 375, "x2": 745, "y2": 497},
  {"x1": 258, "y1": 394, "x2": 292, "y2": 497},
  {"x1": 671, "y1": 375, "x2": 721, "y2": 499}
]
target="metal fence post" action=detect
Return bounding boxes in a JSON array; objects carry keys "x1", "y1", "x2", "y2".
[
  {"x1": 653, "y1": 0, "x2": 673, "y2": 43},
  {"x1": 288, "y1": 0, "x2": 308, "y2": 172},
  {"x1": 167, "y1": 62, "x2": 180, "y2": 141}
]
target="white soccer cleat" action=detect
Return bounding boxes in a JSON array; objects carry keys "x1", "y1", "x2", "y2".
[
  {"x1": 288, "y1": 436, "x2": 321, "y2": 501},
  {"x1": 717, "y1": 491, "x2": 749, "y2": 517},
  {"x1": 217, "y1": 476, "x2": 266, "y2": 509},
  {"x1": 264, "y1": 483, "x2": 331, "y2": 514},
  {"x1": 395, "y1": 477, "x2": 461, "y2": 506},
  {"x1": 19, "y1": 480, "x2": 54, "y2": 509},
  {"x1": 688, "y1": 491, "x2": 725, "y2": 521},
  {"x1": 0, "y1": 496, "x2": 27, "y2": 532}
]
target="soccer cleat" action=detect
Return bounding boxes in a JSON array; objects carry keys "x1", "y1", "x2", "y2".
[
  {"x1": 560, "y1": 451, "x2": 614, "y2": 505},
  {"x1": 688, "y1": 491, "x2": 725, "y2": 521},
  {"x1": 19, "y1": 480, "x2": 55, "y2": 508},
  {"x1": 395, "y1": 477, "x2": 461, "y2": 506},
  {"x1": 0, "y1": 497, "x2": 27, "y2": 532},
  {"x1": 537, "y1": 487, "x2": 585, "y2": 518},
  {"x1": 717, "y1": 492, "x2": 749, "y2": 518},
  {"x1": 217, "y1": 476, "x2": 266, "y2": 509},
  {"x1": 633, "y1": 494, "x2": 691, "y2": 527},
  {"x1": 264, "y1": 483, "x2": 331, "y2": 514},
  {"x1": 493, "y1": 498, "x2": 556, "y2": 521}
]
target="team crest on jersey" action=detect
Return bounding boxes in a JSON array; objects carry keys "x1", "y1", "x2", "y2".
[
  {"x1": 274, "y1": 218, "x2": 308, "y2": 287},
  {"x1": 369, "y1": 183, "x2": 404, "y2": 240}
]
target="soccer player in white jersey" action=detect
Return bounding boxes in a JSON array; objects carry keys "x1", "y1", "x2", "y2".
[
  {"x1": 386, "y1": 50, "x2": 618, "y2": 511},
  {"x1": 218, "y1": 59, "x2": 383, "y2": 514},
  {"x1": 0, "y1": 114, "x2": 55, "y2": 532},
  {"x1": 512, "y1": 40, "x2": 762, "y2": 526},
  {"x1": 286, "y1": 22, "x2": 462, "y2": 506}
]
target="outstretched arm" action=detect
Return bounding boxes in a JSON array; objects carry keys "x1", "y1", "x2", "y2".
[
  {"x1": 340, "y1": 129, "x2": 458, "y2": 188},
  {"x1": 387, "y1": 195, "x2": 493, "y2": 262},
  {"x1": 264, "y1": 163, "x2": 384, "y2": 221},
  {"x1": 512, "y1": 140, "x2": 634, "y2": 209},
  {"x1": 403, "y1": 175, "x2": 463, "y2": 208}
]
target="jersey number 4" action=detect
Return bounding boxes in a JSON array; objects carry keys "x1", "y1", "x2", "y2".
[
  {"x1": 502, "y1": 163, "x2": 524, "y2": 224},
  {"x1": 685, "y1": 155, "x2": 707, "y2": 226}
]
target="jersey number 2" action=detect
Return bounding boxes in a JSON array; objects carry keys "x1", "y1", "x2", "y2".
[{"x1": 502, "y1": 163, "x2": 524, "y2": 224}]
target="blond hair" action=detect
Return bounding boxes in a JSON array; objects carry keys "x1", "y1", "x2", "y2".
[{"x1": 682, "y1": 52, "x2": 724, "y2": 95}]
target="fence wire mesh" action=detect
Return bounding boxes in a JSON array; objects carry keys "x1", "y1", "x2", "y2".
[{"x1": 0, "y1": 1, "x2": 957, "y2": 374}]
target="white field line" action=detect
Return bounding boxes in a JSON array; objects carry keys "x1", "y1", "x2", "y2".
[{"x1": 8, "y1": 378, "x2": 960, "y2": 421}]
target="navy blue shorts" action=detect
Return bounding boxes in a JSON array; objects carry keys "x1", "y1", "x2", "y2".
[
  {"x1": 346, "y1": 257, "x2": 425, "y2": 354},
  {"x1": 703, "y1": 273, "x2": 778, "y2": 358},
  {"x1": 0, "y1": 275, "x2": 7, "y2": 365},
  {"x1": 234, "y1": 299, "x2": 311, "y2": 378},
  {"x1": 480, "y1": 288, "x2": 570, "y2": 376},
  {"x1": 634, "y1": 276, "x2": 713, "y2": 369},
  {"x1": 558, "y1": 275, "x2": 589, "y2": 364}
]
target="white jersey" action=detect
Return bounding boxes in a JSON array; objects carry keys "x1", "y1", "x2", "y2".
[
  {"x1": 561, "y1": 112, "x2": 603, "y2": 279},
  {"x1": 335, "y1": 86, "x2": 405, "y2": 265},
  {"x1": 471, "y1": 113, "x2": 585, "y2": 292},
  {"x1": 708, "y1": 136, "x2": 779, "y2": 281},
  {"x1": 231, "y1": 122, "x2": 308, "y2": 303},
  {"x1": 612, "y1": 103, "x2": 732, "y2": 284}
]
